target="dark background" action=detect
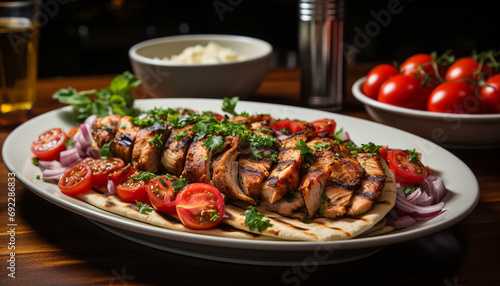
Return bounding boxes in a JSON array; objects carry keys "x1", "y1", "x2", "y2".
[{"x1": 37, "y1": 0, "x2": 499, "y2": 78}]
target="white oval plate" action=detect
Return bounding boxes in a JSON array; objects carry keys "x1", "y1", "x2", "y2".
[{"x1": 3, "y1": 99, "x2": 479, "y2": 265}]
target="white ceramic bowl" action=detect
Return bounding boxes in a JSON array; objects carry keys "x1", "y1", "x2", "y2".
[
  {"x1": 129, "y1": 34, "x2": 272, "y2": 99},
  {"x1": 352, "y1": 77, "x2": 500, "y2": 149}
]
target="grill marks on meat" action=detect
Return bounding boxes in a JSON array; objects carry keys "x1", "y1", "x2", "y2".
[
  {"x1": 184, "y1": 136, "x2": 231, "y2": 184},
  {"x1": 346, "y1": 153, "x2": 386, "y2": 216},
  {"x1": 323, "y1": 157, "x2": 365, "y2": 219},
  {"x1": 260, "y1": 126, "x2": 314, "y2": 204},
  {"x1": 131, "y1": 122, "x2": 170, "y2": 173},
  {"x1": 110, "y1": 116, "x2": 140, "y2": 164},
  {"x1": 93, "y1": 115, "x2": 121, "y2": 147},
  {"x1": 261, "y1": 189, "x2": 305, "y2": 217},
  {"x1": 212, "y1": 136, "x2": 256, "y2": 205},
  {"x1": 298, "y1": 138, "x2": 337, "y2": 218},
  {"x1": 161, "y1": 125, "x2": 194, "y2": 176}
]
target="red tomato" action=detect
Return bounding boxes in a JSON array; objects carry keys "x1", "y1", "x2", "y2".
[
  {"x1": 480, "y1": 74, "x2": 500, "y2": 113},
  {"x1": 108, "y1": 164, "x2": 136, "y2": 186},
  {"x1": 362, "y1": 64, "x2": 399, "y2": 99},
  {"x1": 378, "y1": 74, "x2": 428, "y2": 109},
  {"x1": 67, "y1": 126, "x2": 80, "y2": 137},
  {"x1": 387, "y1": 150, "x2": 428, "y2": 186},
  {"x1": 400, "y1": 53, "x2": 443, "y2": 88},
  {"x1": 175, "y1": 183, "x2": 225, "y2": 230},
  {"x1": 427, "y1": 81, "x2": 486, "y2": 114},
  {"x1": 146, "y1": 175, "x2": 177, "y2": 213},
  {"x1": 58, "y1": 163, "x2": 93, "y2": 196},
  {"x1": 445, "y1": 57, "x2": 494, "y2": 81},
  {"x1": 83, "y1": 157, "x2": 125, "y2": 188},
  {"x1": 270, "y1": 120, "x2": 304, "y2": 135},
  {"x1": 31, "y1": 128, "x2": 67, "y2": 161},
  {"x1": 311, "y1": 118, "x2": 336, "y2": 137},
  {"x1": 115, "y1": 172, "x2": 151, "y2": 204},
  {"x1": 378, "y1": 145, "x2": 389, "y2": 162}
]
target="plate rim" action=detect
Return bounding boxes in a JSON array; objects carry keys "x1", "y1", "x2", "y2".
[{"x1": 3, "y1": 98, "x2": 480, "y2": 252}]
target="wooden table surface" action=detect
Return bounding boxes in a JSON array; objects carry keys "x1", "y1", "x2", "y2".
[{"x1": 1, "y1": 67, "x2": 499, "y2": 286}]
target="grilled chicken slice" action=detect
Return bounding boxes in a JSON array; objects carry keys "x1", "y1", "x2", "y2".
[
  {"x1": 346, "y1": 153, "x2": 386, "y2": 216},
  {"x1": 260, "y1": 125, "x2": 314, "y2": 204},
  {"x1": 212, "y1": 136, "x2": 256, "y2": 205},
  {"x1": 323, "y1": 156, "x2": 365, "y2": 218},
  {"x1": 131, "y1": 121, "x2": 169, "y2": 173},
  {"x1": 184, "y1": 135, "x2": 231, "y2": 184},
  {"x1": 261, "y1": 189, "x2": 305, "y2": 217},
  {"x1": 93, "y1": 115, "x2": 121, "y2": 147},
  {"x1": 161, "y1": 125, "x2": 195, "y2": 176},
  {"x1": 110, "y1": 116, "x2": 140, "y2": 164},
  {"x1": 298, "y1": 138, "x2": 336, "y2": 218}
]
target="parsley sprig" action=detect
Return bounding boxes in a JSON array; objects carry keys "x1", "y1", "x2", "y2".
[
  {"x1": 296, "y1": 139, "x2": 314, "y2": 168},
  {"x1": 136, "y1": 201, "x2": 153, "y2": 214},
  {"x1": 245, "y1": 206, "x2": 274, "y2": 232}
]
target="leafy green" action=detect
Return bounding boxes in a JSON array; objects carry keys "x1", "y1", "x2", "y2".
[
  {"x1": 244, "y1": 206, "x2": 274, "y2": 232},
  {"x1": 148, "y1": 134, "x2": 163, "y2": 147},
  {"x1": 129, "y1": 171, "x2": 156, "y2": 181},
  {"x1": 204, "y1": 135, "x2": 225, "y2": 152},
  {"x1": 52, "y1": 71, "x2": 141, "y2": 122},
  {"x1": 296, "y1": 139, "x2": 314, "y2": 168},
  {"x1": 136, "y1": 201, "x2": 153, "y2": 214},
  {"x1": 172, "y1": 130, "x2": 188, "y2": 140},
  {"x1": 405, "y1": 148, "x2": 420, "y2": 162},
  {"x1": 302, "y1": 215, "x2": 312, "y2": 224},
  {"x1": 171, "y1": 177, "x2": 188, "y2": 193},
  {"x1": 314, "y1": 142, "x2": 331, "y2": 150},
  {"x1": 100, "y1": 142, "x2": 112, "y2": 159},
  {"x1": 344, "y1": 141, "x2": 381, "y2": 155},
  {"x1": 222, "y1": 97, "x2": 240, "y2": 117},
  {"x1": 32, "y1": 157, "x2": 39, "y2": 166}
]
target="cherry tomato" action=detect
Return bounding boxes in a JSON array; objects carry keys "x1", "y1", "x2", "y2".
[
  {"x1": 146, "y1": 175, "x2": 177, "y2": 213},
  {"x1": 427, "y1": 81, "x2": 486, "y2": 114},
  {"x1": 400, "y1": 53, "x2": 443, "y2": 88},
  {"x1": 175, "y1": 183, "x2": 225, "y2": 230},
  {"x1": 378, "y1": 74, "x2": 428, "y2": 109},
  {"x1": 115, "y1": 172, "x2": 151, "y2": 204},
  {"x1": 480, "y1": 74, "x2": 500, "y2": 113},
  {"x1": 378, "y1": 145, "x2": 389, "y2": 162},
  {"x1": 362, "y1": 64, "x2": 399, "y2": 99},
  {"x1": 108, "y1": 164, "x2": 136, "y2": 186},
  {"x1": 58, "y1": 163, "x2": 93, "y2": 196},
  {"x1": 445, "y1": 57, "x2": 494, "y2": 82},
  {"x1": 67, "y1": 126, "x2": 80, "y2": 137},
  {"x1": 387, "y1": 150, "x2": 428, "y2": 186},
  {"x1": 270, "y1": 120, "x2": 304, "y2": 135},
  {"x1": 83, "y1": 157, "x2": 125, "y2": 188},
  {"x1": 311, "y1": 118, "x2": 336, "y2": 137},
  {"x1": 31, "y1": 128, "x2": 67, "y2": 161}
]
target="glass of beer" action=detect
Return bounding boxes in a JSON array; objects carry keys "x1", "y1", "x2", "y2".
[{"x1": 0, "y1": 1, "x2": 40, "y2": 126}]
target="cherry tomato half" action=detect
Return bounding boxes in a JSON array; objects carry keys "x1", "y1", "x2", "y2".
[
  {"x1": 480, "y1": 74, "x2": 500, "y2": 113},
  {"x1": 108, "y1": 164, "x2": 136, "y2": 186},
  {"x1": 270, "y1": 120, "x2": 304, "y2": 135},
  {"x1": 146, "y1": 175, "x2": 177, "y2": 213},
  {"x1": 83, "y1": 157, "x2": 125, "y2": 188},
  {"x1": 115, "y1": 172, "x2": 151, "y2": 204},
  {"x1": 445, "y1": 57, "x2": 493, "y2": 82},
  {"x1": 362, "y1": 64, "x2": 399, "y2": 99},
  {"x1": 58, "y1": 163, "x2": 93, "y2": 196},
  {"x1": 378, "y1": 74, "x2": 428, "y2": 110},
  {"x1": 387, "y1": 150, "x2": 428, "y2": 186},
  {"x1": 175, "y1": 183, "x2": 225, "y2": 230},
  {"x1": 427, "y1": 81, "x2": 486, "y2": 114},
  {"x1": 311, "y1": 118, "x2": 336, "y2": 137},
  {"x1": 378, "y1": 145, "x2": 389, "y2": 162},
  {"x1": 31, "y1": 128, "x2": 67, "y2": 161}
]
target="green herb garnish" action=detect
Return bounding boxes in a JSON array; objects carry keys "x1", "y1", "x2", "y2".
[
  {"x1": 130, "y1": 171, "x2": 156, "y2": 181},
  {"x1": 172, "y1": 130, "x2": 188, "y2": 140},
  {"x1": 136, "y1": 201, "x2": 153, "y2": 214},
  {"x1": 405, "y1": 149, "x2": 420, "y2": 162},
  {"x1": 302, "y1": 215, "x2": 312, "y2": 224},
  {"x1": 100, "y1": 141, "x2": 112, "y2": 159},
  {"x1": 314, "y1": 142, "x2": 331, "y2": 150},
  {"x1": 296, "y1": 139, "x2": 314, "y2": 168},
  {"x1": 171, "y1": 177, "x2": 188, "y2": 193},
  {"x1": 32, "y1": 157, "x2": 39, "y2": 166},
  {"x1": 222, "y1": 96, "x2": 240, "y2": 117},
  {"x1": 244, "y1": 206, "x2": 274, "y2": 232},
  {"x1": 148, "y1": 134, "x2": 163, "y2": 147}
]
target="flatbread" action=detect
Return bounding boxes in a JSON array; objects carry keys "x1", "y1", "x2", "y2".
[
  {"x1": 76, "y1": 158, "x2": 396, "y2": 241},
  {"x1": 223, "y1": 159, "x2": 397, "y2": 241}
]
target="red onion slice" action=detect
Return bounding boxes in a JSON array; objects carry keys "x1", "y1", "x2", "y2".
[
  {"x1": 107, "y1": 180, "x2": 116, "y2": 195},
  {"x1": 60, "y1": 148, "x2": 82, "y2": 167},
  {"x1": 406, "y1": 188, "x2": 422, "y2": 203},
  {"x1": 38, "y1": 160, "x2": 63, "y2": 173},
  {"x1": 393, "y1": 215, "x2": 418, "y2": 229},
  {"x1": 42, "y1": 167, "x2": 68, "y2": 180},
  {"x1": 84, "y1": 114, "x2": 97, "y2": 129}
]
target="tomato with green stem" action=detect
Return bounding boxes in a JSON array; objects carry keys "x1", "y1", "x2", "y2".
[{"x1": 445, "y1": 57, "x2": 494, "y2": 82}]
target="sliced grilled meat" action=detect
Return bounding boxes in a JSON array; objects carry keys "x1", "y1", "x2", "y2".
[
  {"x1": 110, "y1": 116, "x2": 140, "y2": 164},
  {"x1": 261, "y1": 190, "x2": 305, "y2": 217},
  {"x1": 131, "y1": 121, "x2": 169, "y2": 173},
  {"x1": 346, "y1": 153, "x2": 386, "y2": 216},
  {"x1": 298, "y1": 138, "x2": 336, "y2": 218},
  {"x1": 93, "y1": 115, "x2": 121, "y2": 147},
  {"x1": 260, "y1": 125, "x2": 314, "y2": 204},
  {"x1": 161, "y1": 125, "x2": 195, "y2": 176},
  {"x1": 323, "y1": 156, "x2": 365, "y2": 218},
  {"x1": 212, "y1": 136, "x2": 256, "y2": 205}
]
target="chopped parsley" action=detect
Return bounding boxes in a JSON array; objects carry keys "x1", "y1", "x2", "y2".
[
  {"x1": 32, "y1": 157, "x2": 39, "y2": 166},
  {"x1": 136, "y1": 201, "x2": 153, "y2": 214},
  {"x1": 279, "y1": 128, "x2": 291, "y2": 135},
  {"x1": 405, "y1": 148, "x2": 420, "y2": 162},
  {"x1": 65, "y1": 140, "x2": 76, "y2": 147},
  {"x1": 334, "y1": 127, "x2": 345, "y2": 141},
  {"x1": 148, "y1": 134, "x2": 163, "y2": 147},
  {"x1": 302, "y1": 215, "x2": 312, "y2": 224},
  {"x1": 222, "y1": 96, "x2": 240, "y2": 117},
  {"x1": 403, "y1": 185, "x2": 418, "y2": 195},
  {"x1": 172, "y1": 130, "x2": 188, "y2": 140},
  {"x1": 171, "y1": 176, "x2": 188, "y2": 193},
  {"x1": 283, "y1": 190, "x2": 295, "y2": 203},
  {"x1": 248, "y1": 134, "x2": 280, "y2": 161},
  {"x1": 204, "y1": 135, "x2": 225, "y2": 152},
  {"x1": 296, "y1": 139, "x2": 314, "y2": 168},
  {"x1": 130, "y1": 171, "x2": 156, "y2": 181},
  {"x1": 344, "y1": 141, "x2": 381, "y2": 155},
  {"x1": 100, "y1": 141, "x2": 112, "y2": 159},
  {"x1": 314, "y1": 142, "x2": 331, "y2": 150},
  {"x1": 245, "y1": 206, "x2": 274, "y2": 232},
  {"x1": 120, "y1": 124, "x2": 127, "y2": 129}
]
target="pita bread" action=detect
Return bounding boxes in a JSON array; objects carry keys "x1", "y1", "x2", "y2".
[{"x1": 76, "y1": 158, "x2": 396, "y2": 241}]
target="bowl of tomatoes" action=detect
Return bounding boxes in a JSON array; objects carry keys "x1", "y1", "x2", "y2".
[{"x1": 352, "y1": 52, "x2": 500, "y2": 149}]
